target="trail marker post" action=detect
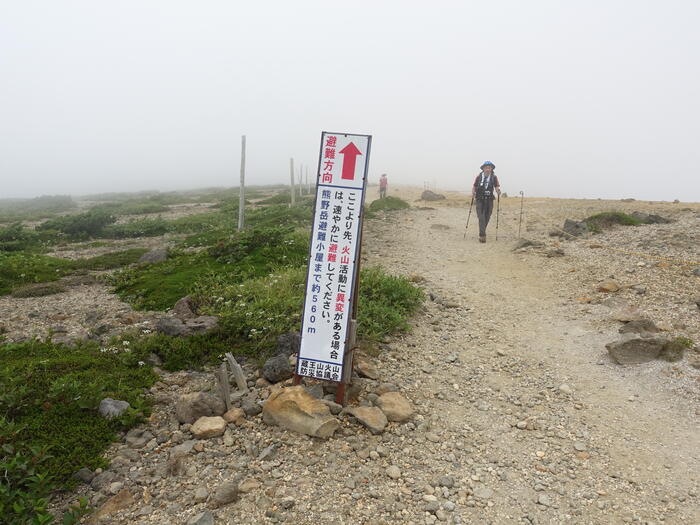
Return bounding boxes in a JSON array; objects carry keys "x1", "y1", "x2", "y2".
[
  {"x1": 289, "y1": 158, "x2": 296, "y2": 206},
  {"x1": 238, "y1": 135, "x2": 246, "y2": 231},
  {"x1": 293, "y1": 131, "x2": 372, "y2": 405}
]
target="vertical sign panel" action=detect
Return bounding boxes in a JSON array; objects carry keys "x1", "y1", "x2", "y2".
[{"x1": 297, "y1": 131, "x2": 372, "y2": 381}]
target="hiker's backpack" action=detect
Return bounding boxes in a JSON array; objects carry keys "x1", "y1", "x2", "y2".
[{"x1": 474, "y1": 173, "x2": 498, "y2": 200}]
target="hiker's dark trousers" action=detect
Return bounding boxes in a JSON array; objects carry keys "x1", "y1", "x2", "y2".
[{"x1": 476, "y1": 198, "x2": 494, "y2": 237}]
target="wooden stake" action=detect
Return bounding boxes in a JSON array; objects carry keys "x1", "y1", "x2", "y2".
[
  {"x1": 238, "y1": 135, "x2": 246, "y2": 231},
  {"x1": 290, "y1": 158, "x2": 296, "y2": 206}
]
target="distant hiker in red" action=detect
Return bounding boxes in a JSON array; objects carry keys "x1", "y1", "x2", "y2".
[
  {"x1": 472, "y1": 161, "x2": 501, "y2": 243},
  {"x1": 379, "y1": 174, "x2": 388, "y2": 198}
]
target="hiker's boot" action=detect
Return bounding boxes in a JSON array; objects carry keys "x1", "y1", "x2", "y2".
[{"x1": 479, "y1": 236, "x2": 486, "y2": 243}]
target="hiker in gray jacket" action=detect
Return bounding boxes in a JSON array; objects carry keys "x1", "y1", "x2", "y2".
[{"x1": 471, "y1": 161, "x2": 501, "y2": 243}]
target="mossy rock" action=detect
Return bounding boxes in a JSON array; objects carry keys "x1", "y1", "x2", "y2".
[{"x1": 11, "y1": 282, "x2": 66, "y2": 298}]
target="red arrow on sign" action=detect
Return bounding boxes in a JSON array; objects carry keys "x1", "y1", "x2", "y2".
[{"x1": 339, "y1": 142, "x2": 362, "y2": 180}]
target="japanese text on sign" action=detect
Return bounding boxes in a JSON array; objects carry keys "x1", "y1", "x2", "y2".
[{"x1": 297, "y1": 132, "x2": 371, "y2": 381}]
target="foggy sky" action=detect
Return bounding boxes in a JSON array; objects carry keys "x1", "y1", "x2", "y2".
[{"x1": 1, "y1": 1, "x2": 699, "y2": 201}]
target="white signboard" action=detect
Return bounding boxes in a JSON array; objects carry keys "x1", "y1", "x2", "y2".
[{"x1": 297, "y1": 132, "x2": 372, "y2": 381}]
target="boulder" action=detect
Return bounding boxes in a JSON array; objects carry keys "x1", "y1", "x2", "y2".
[
  {"x1": 191, "y1": 416, "x2": 227, "y2": 439},
  {"x1": 211, "y1": 481, "x2": 239, "y2": 508},
  {"x1": 155, "y1": 317, "x2": 189, "y2": 337},
  {"x1": 611, "y1": 306, "x2": 645, "y2": 322},
  {"x1": 354, "y1": 359, "x2": 380, "y2": 380},
  {"x1": 276, "y1": 332, "x2": 301, "y2": 358},
  {"x1": 175, "y1": 392, "x2": 226, "y2": 424},
  {"x1": 562, "y1": 219, "x2": 588, "y2": 238},
  {"x1": 629, "y1": 211, "x2": 671, "y2": 224},
  {"x1": 222, "y1": 407, "x2": 246, "y2": 424},
  {"x1": 375, "y1": 392, "x2": 414, "y2": 422},
  {"x1": 606, "y1": 337, "x2": 667, "y2": 365},
  {"x1": 348, "y1": 406, "x2": 388, "y2": 434},
  {"x1": 619, "y1": 319, "x2": 660, "y2": 334},
  {"x1": 420, "y1": 190, "x2": 445, "y2": 201},
  {"x1": 184, "y1": 315, "x2": 218, "y2": 334},
  {"x1": 173, "y1": 295, "x2": 196, "y2": 319},
  {"x1": 263, "y1": 354, "x2": 293, "y2": 383},
  {"x1": 138, "y1": 248, "x2": 168, "y2": 264},
  {"x1": 262, "y1": 386, "x2": 340, "y2": 438},
  {"x1": 98, "y1": 398, "x2": 130, "y2": 419}
]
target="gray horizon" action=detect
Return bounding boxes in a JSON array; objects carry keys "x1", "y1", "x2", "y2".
[{"x1": 1, "y1": 1, "x2": 699, "y2": 202}]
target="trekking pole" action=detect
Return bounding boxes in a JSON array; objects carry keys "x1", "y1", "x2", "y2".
[
  {"x1": 495, "y1": 194, "x2": 500, "y2": 241},
  {"x1": 518, "y1": 190, "x2": 524, "y2": 238},
  {"x1": 463, "y1": 196, "x2": 474, "y2": 240}
]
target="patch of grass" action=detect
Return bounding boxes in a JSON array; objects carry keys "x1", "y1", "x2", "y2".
[
  {"x1": 111, "y1": 227, "x2": 309, "y2": 311},
  {"x1": 37, "y1": 210, "x2": 117, "y2": 239},
  {"x1": 195, "y1": 265, "x2": 424, "y2": 360},
  {"x1": 10, "y1": 282, "x2": 66, "y2": 298},
  {"x1": 101, "y1": 218, "x2": 169, "y2": 239},
  {"x1": 109, "y1": 251, "x2": 228, "y2": 310},
  {"x1": 0, "y1": 253, "x2": 73, "y2": 295},
  {"x1": 368, "y1": 196, "x2": 410, "y2": 213},
  {"x1": 73, "y1": 248, "x2": 149, "y2": 271},
  {"x1": 0, "y1": 249, "x2": 149, "y2": 296},
  {"x1": 0, "y1": 339, "x2": 156, "y2": 522},
  {"x1": 584, "y1": 211, "x2": 642, "y2": 233},
  {"x1": 90, "y1": 200, "x2": 168, "y2": 216},
  {"x1": 356, "y1": 267, "x2": 424, "y2": 341}
]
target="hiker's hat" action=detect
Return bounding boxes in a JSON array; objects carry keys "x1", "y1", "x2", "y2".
[{"x1": 480, "y1": 161, "x2": 495, "y2": 170}]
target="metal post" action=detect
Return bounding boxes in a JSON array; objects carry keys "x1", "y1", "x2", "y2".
[
  {"x1": 495, "y1": 194, "x2": 500, "y2": 241},
  {"x1": 290, "y1": 158, "x2": 296, "y2": 206},
  {"x1": 238, "y1": 135, "x2": 246, "y2": 231},
  {"x1": 298, "y1": 163, "x2": 303, "y2": 198},
  {"x1": 518, "y1": 191, "x2": 524, "y2": 238}
]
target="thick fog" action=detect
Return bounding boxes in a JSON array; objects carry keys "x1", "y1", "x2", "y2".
[{"x1": 1, "y1": 1, "x2": 699, "y2": 201}]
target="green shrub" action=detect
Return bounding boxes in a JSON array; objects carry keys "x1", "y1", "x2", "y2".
[
  {"x1": 109, "y1": 252, "x2": 228, "y2": 310},
  {"x1": 0, "y1": 341, "x2": 157, "y2": 498},
  {"x1": 196, "y1": 265, "x2": 424, "y2": 357},
  {"x1": 101, "y1": 218, "x2": 169, "y2": 239},
  {"x1": 368, "y1": 196, "x2": 410, "y2": 213},
  {"x1": 0, "y1": 253, "x2": 72, "y2": 295},
  {"x1": 37, "y1": 210, "x2": 116, "y2": 238},
  {"x1": 90, "y1": 201, "x2": 168, "y2": 216},
  {"x1": 584, "y1": 212, "x2": 642, "y2": 233},
  {"x1": 72, "y1": 248, "x2": 149, "y2": 271}
]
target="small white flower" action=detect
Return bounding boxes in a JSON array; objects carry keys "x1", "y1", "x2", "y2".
[
  {"x1": 138, "y1": 361, "x2": 145, "y2": 366},
  {"x1": 122, "y1": 340, "x2": 130, "y2": 346}
]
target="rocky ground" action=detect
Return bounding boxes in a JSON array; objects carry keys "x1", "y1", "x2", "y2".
[{"x1": 18, "y1": 188, "x2": 700, "y2": 523}]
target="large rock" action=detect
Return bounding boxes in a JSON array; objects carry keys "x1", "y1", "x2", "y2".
[
  {"x1": 355, "y1": 358, "x2": 380, "y2": 380},
  {"x1": 138, "y1": 248, "x2": 168, "y2": 264},
  {"x1": 348, "y1": 406, "x2": 388, "y2": 434},
  {"x1": 191, "y1": 416, "x2": 227, "y2": 439},
  {"x1": 262, "y1": 386, "x2": 340, "y2": 438},
  {"x1": 606, "y1": 337, "x2": 667, "y2": 365},
  {"x1": 187, "y1": 511, "x2": 214, "y2": 525},
  {"x1": 629, "y1": 211, "x2": 671, "y2": 224},
  {"x1": 98, "y1": 398, "x2": 130, "y2": 419},
  {"x1": 155, "y1": 317, "x2": 189, "y2": 337},
  {"x1": 276, "y1": 332, "x2": 301, "y2": 358},
  {"x1": 420, "y1": 190, "x2": 445, "y2": 201},
  {"x1": 185, "y1": 316, "x2": 218, "y2": 334},
  {"x1": 173, "y1": 295, "x2": 196, "y2": 319},
  {"x1": 375, "y1": 392, "x2": 414, "y2": 422},
  {"x1": 263, "y1": 354, "x2": 293, "y2": 383},
  {"x1": 562, "y1": 219, "x2": 588, "y2": 238},
  {"x1": 175, "y1": 392, "x2": 226, "y2": 424}
]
